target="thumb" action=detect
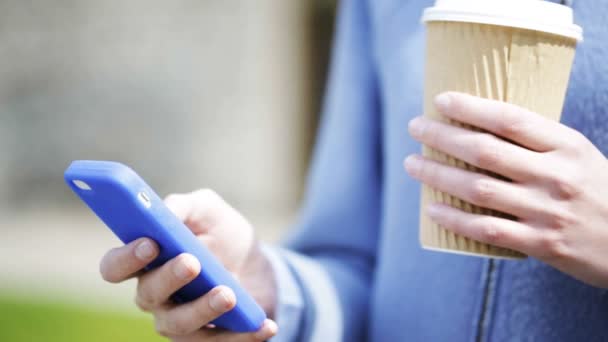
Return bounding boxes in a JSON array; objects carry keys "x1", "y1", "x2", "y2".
[
  {"x1": 164, "y1": 193, "x2": 193, "y2": 222},
  {"x1": 164, "y1": 189, "x2": 224, "y2": 234}
]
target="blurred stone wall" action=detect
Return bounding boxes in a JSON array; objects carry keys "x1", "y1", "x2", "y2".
[{"x1": 0, "y1": 1, "x2": 334, "y2": 224}]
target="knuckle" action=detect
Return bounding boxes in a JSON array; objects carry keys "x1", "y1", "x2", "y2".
[
  {"x1": 154, "y1": 318, "x2": 172, "y2": 337},
  {"x1": 545, "y1": 209, "x2": 578, "y2": 230},
  {"x1": 539, "y1": 232, "x2": 570, "y2": 260},
  {"x1": 479, "y1": 222, "x2": 503, "y2": 244},
  {"x1": 134, "y1": 293, "x2": 152, "y2": 312},
  {"x1": 469, "y1": 178, "x2": 496, "y2": 204},
  {"x1": 474, "y1": 139, "x2": 502, "y2": 169},
  {"x1": 567, "y1": 130, "x2": 589, "y2": 153},
  {"x1": 548, "y1": 173, "x2": 583, "y2": 200},
  {"x1": 135, "y1": 285, "x2": 157, "y2": 311},
  {"x1": 497, "y1": 118, "x2": 526, "y2": 138}
]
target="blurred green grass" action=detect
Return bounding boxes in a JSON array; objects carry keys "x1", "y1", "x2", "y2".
[{"x1": 0, "y1": 293, "x2": 165, "y2": 342}]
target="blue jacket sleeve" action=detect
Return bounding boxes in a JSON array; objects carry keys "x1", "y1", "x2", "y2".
[{"x1": 270, "y1": 0, "x2": 382, "y2": 340}]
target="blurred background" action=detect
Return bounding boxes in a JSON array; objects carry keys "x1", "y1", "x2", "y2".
[{"x1": 0, "y1": 1, "x2": 336, "y2": 340}]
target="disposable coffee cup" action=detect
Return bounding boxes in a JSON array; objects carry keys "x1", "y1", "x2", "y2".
[{"x1": 419, "y1": 0, "x2": 583, "y2": 259}]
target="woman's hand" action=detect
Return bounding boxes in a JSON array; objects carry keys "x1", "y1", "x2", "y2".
[
  {"x1": 99, "y1": 189, "x2": 278, "y2": 341},
  {"x1": 405, "y1": 92, "x2": 608, "y2": 288}
]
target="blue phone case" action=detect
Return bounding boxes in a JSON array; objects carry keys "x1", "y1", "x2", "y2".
[{"x1": 64, "y1": 160, "x2": 266, "y2": 332}]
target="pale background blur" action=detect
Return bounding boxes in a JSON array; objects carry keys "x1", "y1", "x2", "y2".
[{"x1": 0, "y1": 1, "x2": 336, "y2": 339}]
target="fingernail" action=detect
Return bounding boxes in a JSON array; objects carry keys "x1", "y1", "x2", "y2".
[
  {"x1": 255, "y1": 319, "x2": 278, "y2": 339},
  {"x1": 210, "y1": 287, "x2": 234, "y2": 312},
  {"x1": 434, "y1": 93, "x2": 452, "y2": 113},
  {"x1": 404, "y1": 155, "x2": 421, "y2": 176},
  {"x1": 426, "y1": 203, "x2": 442, "y2": 218},
  {"x1": 135, "y1": 240, "x2": 155, "y2": 261},
  {"x1": 408, "y1": 117, "x2": 424, "y2": 138},
  {"x1": 173, "y1": 255, "x2": 198, "y2": 280}
]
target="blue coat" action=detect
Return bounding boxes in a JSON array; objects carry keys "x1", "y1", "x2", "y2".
[{"x1": 269, "y1": 1, "x2": 608, "y2": 341}]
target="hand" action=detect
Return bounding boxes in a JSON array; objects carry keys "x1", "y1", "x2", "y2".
[
  {"x1": 99, "y1": 189, "x2": 278, "y2": 341},
  {"x1": 405, "y1": 92, "x2": 608, "y2": 288}
]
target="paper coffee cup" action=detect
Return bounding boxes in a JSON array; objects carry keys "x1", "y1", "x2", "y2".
[{"x1": 419, "y1": 0, "x2": 582, "y2": 259}]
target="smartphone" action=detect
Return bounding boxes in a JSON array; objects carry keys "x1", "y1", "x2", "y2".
[{"x1": 64, "y1": 160, "x2": 266, "y2": 332}]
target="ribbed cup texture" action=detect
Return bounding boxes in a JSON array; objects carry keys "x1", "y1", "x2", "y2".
[{"x1": 421, "y1": 22, "x2": 576, "y2": 259}]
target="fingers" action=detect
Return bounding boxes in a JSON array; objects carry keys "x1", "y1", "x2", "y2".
[
  {"x1": 154, "y1": 285, "x2": 237, "y2": 336},
  {"x1": 100, "y1": 238, "x2": 158, "y2": 283},
  {"x1": 434, "y1": 92, "x2": 573, "y2": 152},
  {"x1": 408, "y1": 116, "x2": 543, "y2": 181},
  {"x1": 425, "y1": 203, "x2": 543, "y2": 256},
  {"x1": 135, "y1": 253, "x2": 201, "y2": 311},
  {"x1": 170, "y1": 319, "x2": 278, "y2": 342},
  {"x1": 404, "y1": 155, "x2": 551, "y2": 220}
]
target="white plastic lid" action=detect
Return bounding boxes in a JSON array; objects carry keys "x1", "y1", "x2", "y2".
[{"x1": 421, "y1": 0, "x2": 583, "y2": 41}]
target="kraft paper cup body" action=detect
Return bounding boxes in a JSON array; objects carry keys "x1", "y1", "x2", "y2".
[{"x1": 420, "y1": 1, "x2": 580, "y2": 259}]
